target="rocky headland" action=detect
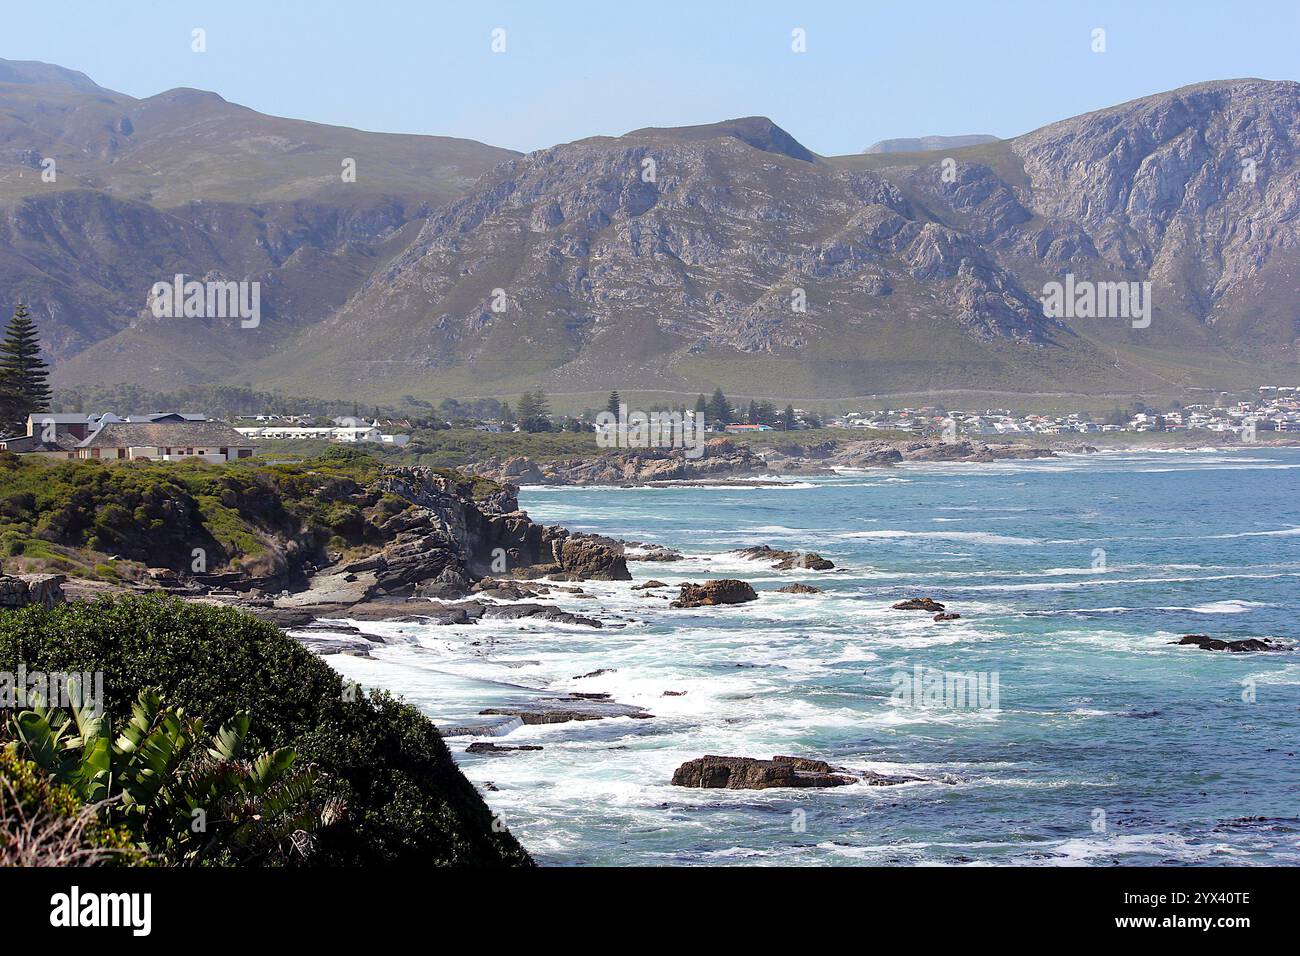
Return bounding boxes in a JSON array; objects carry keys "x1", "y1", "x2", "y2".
[{"x1": 463, "y1": 437, "x2": 1058, "y2": 487}]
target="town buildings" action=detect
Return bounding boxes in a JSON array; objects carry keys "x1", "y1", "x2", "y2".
[{"x1": 0, "y1": 413, "x2": 256, "y2": 462}]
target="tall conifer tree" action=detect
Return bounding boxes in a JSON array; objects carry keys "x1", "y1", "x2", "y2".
[{"x1": 0, "y1": 304, "x2": 52, "y2": 436}]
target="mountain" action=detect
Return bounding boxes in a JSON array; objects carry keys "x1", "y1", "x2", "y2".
[
  {"x1": 0, "y1": 58, "x2": 516, "y2": 369},
  {"x1": 864, "y1": 134, "x2": 999, "y2": 154},
  {"x1": 3, "y1": 61, "x2": 1298, "y2": 404}
]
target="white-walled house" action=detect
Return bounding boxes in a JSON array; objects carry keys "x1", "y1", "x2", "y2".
[{"x1": 235, "y1": 422, "x2": 410, "y2": 446}]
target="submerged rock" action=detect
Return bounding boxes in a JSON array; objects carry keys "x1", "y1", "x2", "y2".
[
  {"x1": 777, "y1": 583, "x2": 823, "y2": 594},
  {"x1": 933, "y1": 612, "x2": 962, "y2": 621},
  {"x1": 480, "y1": 695, "x2": 653, "y2": 724},
  {"x1": 670, "y1": 579, "x2": 759, "y2": 608}
]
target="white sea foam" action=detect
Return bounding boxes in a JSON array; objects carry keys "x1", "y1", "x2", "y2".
[{"x1": 841, "y1": 529, "x2": 1039, "y2": 546}]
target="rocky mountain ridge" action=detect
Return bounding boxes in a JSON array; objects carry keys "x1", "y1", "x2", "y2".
[{"x1": 0, "y1": 60, "x2": 1296, "y2": 400}]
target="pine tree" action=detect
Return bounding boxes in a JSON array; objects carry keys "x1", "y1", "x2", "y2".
[
  {"x1": 0, "y1": 304, "x2": 52, "y2": 436},
  {"x1": 516, "y1": 390, "x2": 540, "y2": 422},
  {"x1": 606, "y1": 391, "x2": 621, "y2": 416},
  {"x1": 707, "y1": 388, "x2": 732, "y2": 427},
  {"x1": 517, "y1": 389, "x2": 552, "y2": 433},
  {"x1": 781, "y1": 404, "x2": 797, "y2": 430}
]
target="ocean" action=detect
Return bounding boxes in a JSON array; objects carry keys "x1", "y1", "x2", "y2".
[{"x1": 321, "y1": 448, "x2": 1300, "y2": 865}]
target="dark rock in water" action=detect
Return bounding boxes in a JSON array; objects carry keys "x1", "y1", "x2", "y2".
[
  {"x1": 627, "y1": 544, "x2": 685, "y2": 563},
  {"x1": 662, "y1": 690, "x2": 687, "y2": 696},
  {"x1": 671, "y1": 754, "x2": 855, "y2": 789},
  {"x1": 248, "y1": 605, "x2": 330, "y2": 628},
  {"x1": 470, "y1": 577, "x2": 545, "y2": 601},
  {"x1": 481, "y1": 603, "x2": 603, "y2": 627},
  {"x1": 1172, "y1": 634, "x2": 1282, "y2": 653},
  {"x1": 671, "y1": 579, "x2": 759, "y2": 608},
  {"x1": 892, "y1": 597, "x2": 946, "y2": 612},
  {"x1": 772, "y1": 755, "x2": 835, "y2": 773},
  {"x1": 734, "y1": 545, "x2": 835, "y2": 571},
  {"x1": 933, "y1": 612, "x2": 962, "y2": 621},
  {"x1": 573, "y1": 668, "x2": 616, "y2": 680},
  {"x1": 465, "y1": 742, "x2": 543, "y2": 754},
  {"x1": 632, "y1": 580, "x2": 669, "y2": 590},
  {"x1": 777, "y1": 583, "x2": 823, "y2": 594},
  {"x1": 437, "y1": 715, "x2": 521, "y2": 737},
  {"x1": 481, "y1": 696, "x2": 653, "y2": 724}
]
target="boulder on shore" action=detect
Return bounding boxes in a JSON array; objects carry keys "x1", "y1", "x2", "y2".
[
  {"x1": 0, "y1": 573, "x2": 66, "y2": 610},
  {"x1": 670, "y1": 579, "x2": 758, "y2": 608},
  {"x1": 1172, "y1": 634, "x2": 1282, "y2": 653},
  {"x1": 892, "y1": 597, "x2": 946, "y2": 612}
]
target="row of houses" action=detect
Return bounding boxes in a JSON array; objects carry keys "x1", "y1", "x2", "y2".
[
  {"x1": 0, "y1": 413, "x2": 257, "y2": 462},
  {"x1": 233, "y1": 421, "x2": 410, "y2": 445}
]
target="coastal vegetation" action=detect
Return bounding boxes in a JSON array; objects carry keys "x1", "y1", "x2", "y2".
[
  {"x1": 0, "y1": 594, "x2": 532, "y2": 866},
  {"x1": 0, "y1": 446, "x2": 501, "y2": 581}
]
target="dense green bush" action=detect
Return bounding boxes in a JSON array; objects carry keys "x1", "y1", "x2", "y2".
[{"x1": 0, "y1": 595, "x2": 532, "y2": 867}]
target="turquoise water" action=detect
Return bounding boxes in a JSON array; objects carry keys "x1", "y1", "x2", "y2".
[{"x1": 325, "y1": 448, "x2": 1300, "y2": 865}]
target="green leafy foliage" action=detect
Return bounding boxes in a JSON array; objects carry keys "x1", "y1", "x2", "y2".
[
  {"x1": 7, "y1": 686, "x2": 331, "y2": 865},
  {"x1": 0, "y1": 595, "x2": 531, "y2": 866}
]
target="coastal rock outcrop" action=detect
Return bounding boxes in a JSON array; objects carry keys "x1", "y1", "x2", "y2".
[
  {"x1": 892, "y1": 597, "x2": 946, "y2": 612},
  {"x1": 670, "y1": 754, "x2": 923, "y2": 789},
  {"x1": 733, "y1": 545, "x2": 835, "y2": 571},
  {"x1": 465, "y1": 444, "x2": 767, "y2": 487},
  {"x1": 463, "y1": 438, "x2": 1057, "y2": 488},
  {"x1": 777, "y1": 583, "x2": 823, "y2": 594},
  {"x1": 671, "y1": 755, "x2": 855, "y2": 789},
  {"x1": 1172, "y1": 634, "x2": 1283, "y2": 653},
  {"x1": 0, "y1": 573, "x2": 67, "y2": 610},
  {"x1": 670, "y1": 579, "x2": 758, "y2": 608}
]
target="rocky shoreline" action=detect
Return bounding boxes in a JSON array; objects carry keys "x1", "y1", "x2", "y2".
[
  {"x1": 463, "y1": 437, "x2": 1062, "y2": 487},
  {"x1": 6, "y1": 455, "x2": 1292, "y2": 798}
]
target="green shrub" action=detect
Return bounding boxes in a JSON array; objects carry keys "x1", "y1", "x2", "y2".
[
  {"x1": 8, "y1": 690, "x2": 333, "y2": 866},
  {"x1": 0, "y1": 595, "x2": 531, "y2": 867},
  {"x1": 0, "y1": 749, "x2": 141, "y2": 866}
]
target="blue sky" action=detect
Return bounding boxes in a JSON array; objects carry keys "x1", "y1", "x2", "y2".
[{"x1": 2, "y1": 0, "x2": 1295, "y2": 155}]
